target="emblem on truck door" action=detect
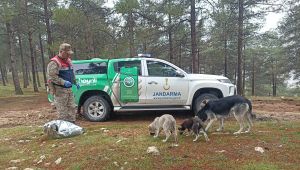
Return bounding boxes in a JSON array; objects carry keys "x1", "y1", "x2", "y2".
[
  {"x1": 123, "y1": 76, "x2": 135, "y2": 88},
  {"x1": 163, "y1": 78, "x2": 170, "y2": 90}
]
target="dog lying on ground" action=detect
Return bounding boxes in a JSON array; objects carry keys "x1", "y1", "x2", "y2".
[
  {"x1": 196, "y1": 95, "x2": 255, "y2": 134},
  {"x1": 178, "y1": 116, "x2": 209, "y2": 142},
  {"x1": 148, "y1": 114, "x2": 178, "y2": 143}
]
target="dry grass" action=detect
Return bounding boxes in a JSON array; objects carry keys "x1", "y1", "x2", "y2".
[
  {"x1": 0, "y1": 72, "x2": 46, "y2": 97},
  {"x1": 0, "y1": 120, "x2": 299, "y2": 169}
]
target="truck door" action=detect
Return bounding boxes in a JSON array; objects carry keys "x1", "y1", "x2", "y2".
[
  {"x1": 72, "y1": 61, "x2": 108, "y2": 104},
  {"x1": 145, "y1": 60, "x2": 189, "y2": 105},
  {"x1": 110, "y1": 60, "x2": 146, "y2": 105},
  {"x1": 120, "y1": 66, "x2": 139, "y2": 102}
]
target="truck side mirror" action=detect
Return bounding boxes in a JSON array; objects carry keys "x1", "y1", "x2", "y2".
[{"x1": 176, "y1": 70, "x2": 185, "y2": 78}]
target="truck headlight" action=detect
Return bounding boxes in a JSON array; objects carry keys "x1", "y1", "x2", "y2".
[
  {"x1": 229, "y1": 86, "x2": 235, "y2": 95},
  {"x1": 217, "y1": 78, "x2": 231, "y2": 84}
]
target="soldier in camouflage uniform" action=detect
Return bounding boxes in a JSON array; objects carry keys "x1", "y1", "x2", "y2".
[{"x1": 47, "y1": 43, "x2": 79, "y2": 123}]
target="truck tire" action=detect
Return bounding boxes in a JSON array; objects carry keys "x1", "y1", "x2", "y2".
[
  {"x1": 193, "y1": 93, "x2": 218, "y2": 115},
  {"x1": 83, "y1": 95, "x2": 111, "y2": 122}
]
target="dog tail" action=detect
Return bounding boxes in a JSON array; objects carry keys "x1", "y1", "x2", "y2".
[
  {"x1": 246, "y1": 99, "x2": 256, "y2": 119},
  {"x1": 250, "y1": 111, "x2": 256, "y2": 119}
]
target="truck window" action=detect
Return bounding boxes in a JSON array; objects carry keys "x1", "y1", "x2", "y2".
[
  {"x1": 73, "y1": 62, "x2": 107, "y2": 75},
  {"x1": 147, "y1": 61, "x2": 177, "y2": 77},
  {"x1": 113, "y1": 60, "x2": 141, "y2": 75}
]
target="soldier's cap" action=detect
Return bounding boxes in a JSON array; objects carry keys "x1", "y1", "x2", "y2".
[{"x1": 59, "y1": 43, "x2": 74, "y2": 55}]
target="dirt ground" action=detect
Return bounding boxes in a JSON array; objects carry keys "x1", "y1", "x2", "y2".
[
  {"x1": 1, "y1": 93, "x2": 299, "y2": 169},
  {"x1": 0, "y1": 93, "x2": 300, "y2": 127}
]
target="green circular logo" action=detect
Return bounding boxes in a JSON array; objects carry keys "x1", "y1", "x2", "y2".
[{"x1": 123, "y1": 77, "x2": 135, "y2": 88}]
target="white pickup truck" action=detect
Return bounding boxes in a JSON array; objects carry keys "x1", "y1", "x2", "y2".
[{"x1": 59, "y1": 56, "x2": 236, "y2": 121}]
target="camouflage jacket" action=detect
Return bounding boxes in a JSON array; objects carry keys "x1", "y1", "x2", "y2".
[{"x1": 47, "y1": 57, "x2": 76, "y2": 88}]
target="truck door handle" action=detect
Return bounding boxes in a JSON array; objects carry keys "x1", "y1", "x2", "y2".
[{"x1": 148, "y1": 81, "x2": 158, "y2": 85}]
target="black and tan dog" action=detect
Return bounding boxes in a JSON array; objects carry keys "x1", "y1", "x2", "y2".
[
  {"x1": 196, "y1": 95, "x2": 255, "y2": 135},
  {"x1": 178, "y1": 116, "x2": 209, "y2": 142}
]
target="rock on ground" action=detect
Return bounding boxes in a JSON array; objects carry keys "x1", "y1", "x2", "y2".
[{"x1": 147, "y1": 146, "x2": 160, "y2": 155}]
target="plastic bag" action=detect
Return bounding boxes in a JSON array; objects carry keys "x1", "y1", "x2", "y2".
[{"x1": 43, "y1": 120, "x2": 84, "y2": 138}]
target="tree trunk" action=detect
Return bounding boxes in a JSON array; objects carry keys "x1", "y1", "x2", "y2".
[
  {"x1": 43, "y1": 0, "x2": 54, "y2": 59},
  {"x1": 243, "y1": 43, "x2": 246, "y2": 94},
  {"x1": 272, "y1": 59, "x2": 277, "y2": 96},
  {"x1": 6, "y1": 22, "x2": 23, "y2": 95},
  {"x1": 19, "y1": 0, "x2": 29, "y2": 87},
  {"x1": 234, "y1": 67, "x2": 237, "y2": 85},
  {"x1": 274, "y1": 60, "x2": 277, "y2": 96},
  {"x1": 0, "y1": 63, "x2": 6, "y2": 86},
  {"x1": 34, "y1": 46, "x2": 41, "y2": 87},
  {"x1": 142, "y1": 20, "x2": 147, "y2": 53},
  {"x1": 92, "y1": 37, "x2": 96, "y2": 57},
  {"x1": 84, "y1": 14, "x2": 94, "y2": 57},
  {"x1": 168, "y1": 13, "x2": 173, "y2": 63},
  {"x1": 17, "y1": 33, "x2": 28, "y2": 88},
  {"x1": 237, "y1": 0, "x2": 244, "y2": 95},
  {"x1": 143, "y1": 41, "x2": 147, "y2": 53},
  {"x1": 274, "y1": 82, "x2": 277, "y2": 96},
  {"x1": 178, "y1": 43, "x2": 182, "y2": 68},
  {"x1": 190, "y1": 0, "x2": 198, "y2": 73},
  {"x1": 39, "y1": 33, "x2": 47, "y2": 86},
  {"x1": 28, "y1": 32, "x2": 38, "y2": 92},
  {"x1": 3, "y1": 65, "x2": 8, "y2": 83},
  {"x1": 203, "y1": 53, "x2": 206, "y2": 73},
  {"x1": 222, "y1": 3, "x2": 228, "y2": 77},
  {"x1": 128, "y1": 11, "x2": 135, "y2": 57},
  {"x1": 224, "y1": 37, "x2": 228, "y2": 77},
  {"x1": 27, "y1": 61, "x2": 31, "y2": 82},
  {"x1": 25, "y1": 57, "x2": 31, "y2": 84},
  {"x1": 26, "y1": 0, "x2": 38, "y2": 92},
  {"x1": 251, "y1": 55, "x2": 255, "y2": 96},
  {"x1": 197, "y1": 49, "x2": 200, "y2": 73},
  {"x1": 272, "y1": 71, "x2": 275, "y2": 96},
  {"x1": 243, "y1": 60, "x2": 246, "y2": 94},
  {"x1": 73, "y1": 47, "x2": 77, "y2": 60}
]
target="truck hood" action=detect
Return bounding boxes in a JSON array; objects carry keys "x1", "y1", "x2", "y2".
[{"x1": 186, "y1": 74, "x2": 228, "y2": 81}]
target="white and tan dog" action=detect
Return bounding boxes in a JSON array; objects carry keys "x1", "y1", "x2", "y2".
[{"x1": 148, "y1": 114, "x2": 178, "y2": 143}]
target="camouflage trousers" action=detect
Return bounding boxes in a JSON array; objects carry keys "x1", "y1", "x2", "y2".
[{"x1": 54, "y1": 86, "x2": 76, "y2": 122}]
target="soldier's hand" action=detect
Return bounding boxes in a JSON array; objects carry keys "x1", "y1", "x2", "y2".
[
  {"x1": 76, "y1": 83, "x2": 80, "y2": 90},
  {"x1": 64, "y1": 81, "x2": 72, "y2": 88}
]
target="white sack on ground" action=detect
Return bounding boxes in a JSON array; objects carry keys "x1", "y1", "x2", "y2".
[{"x1": 43, "y1": 120, "x2": 84, "y2": 138}]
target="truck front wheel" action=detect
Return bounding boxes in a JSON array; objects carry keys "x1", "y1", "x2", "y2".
[
  {"x1": 193, "y1": 93, "x2": 218, "y2": 115},
  {"x1": 83, "y1": 96, "x2": 111, "y2": 122}
]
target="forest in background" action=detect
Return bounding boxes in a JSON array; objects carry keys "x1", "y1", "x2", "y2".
[{"x1": 0, "y1": 0, "x2": 299, "y2": 96}]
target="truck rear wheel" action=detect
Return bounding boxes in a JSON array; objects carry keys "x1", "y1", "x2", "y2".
[
  {"x1": 83, "y1": 96, "x2": 111, "y2": 122},
  {"x1": 193, "y1": 93, "x2": 218, "y2": 115}
]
